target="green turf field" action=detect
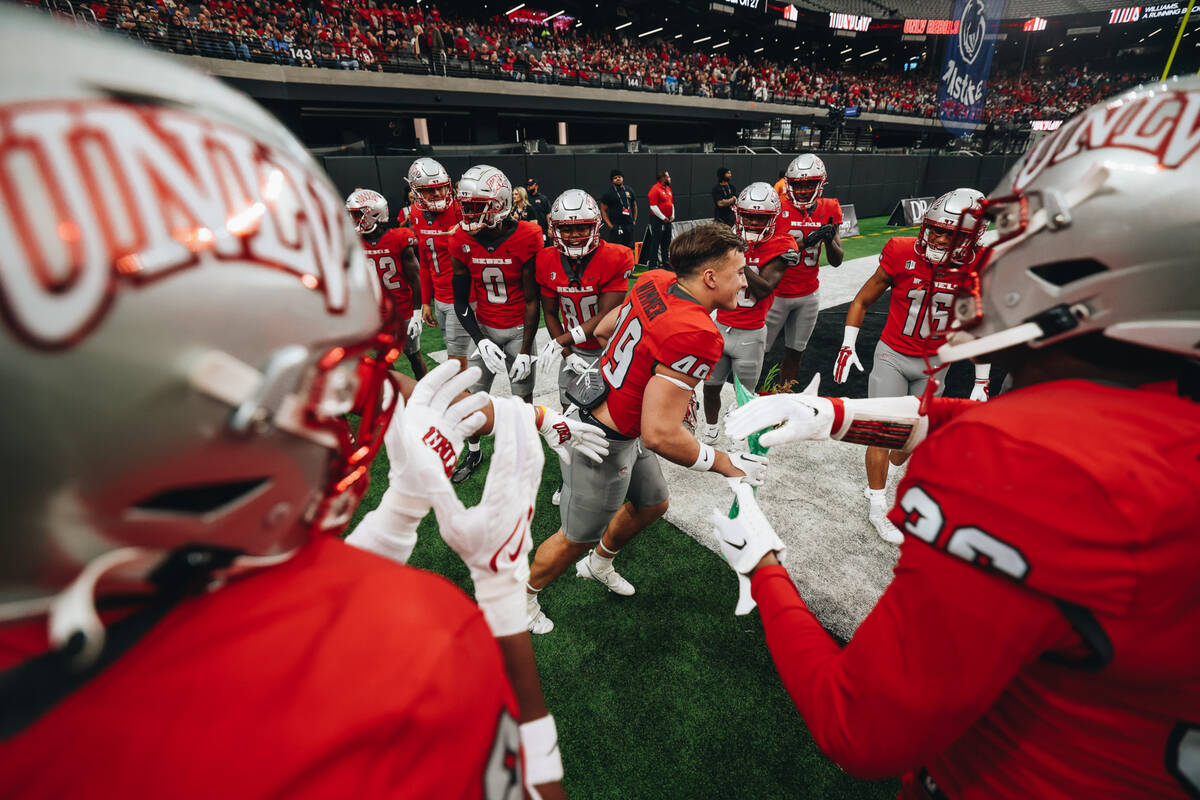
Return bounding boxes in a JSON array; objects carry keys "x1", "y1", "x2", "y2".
[{"x1": 347, "y1": 217, "x2": 904, "y2": 799}]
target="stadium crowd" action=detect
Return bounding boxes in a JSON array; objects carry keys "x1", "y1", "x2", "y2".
[{"x1": 72, "y1": 0, "x2": 1149, "y2": 121}]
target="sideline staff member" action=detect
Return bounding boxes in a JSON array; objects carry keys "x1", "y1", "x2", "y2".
[
  {"x1": 712, "y1": 166, "x2": 737, "y2": 226},
  {"x1": 600, "y1": 168, "x2": 637, "y2": 248},
  {"x1": 646, "y1": 171, "x2": 674, "y2": 269}
]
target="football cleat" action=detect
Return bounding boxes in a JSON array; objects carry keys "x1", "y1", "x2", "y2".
[
  {"x1": 551, "y1": 486, "x2": 562, "y2": 507},
  {"x1": 451, "y1": 448, "x2": 484, "y2": 484},
  {"x1": 865, "y1": 489, "x2": 904, "y2": 545},
  {"x1": 701, "y1": 423, "x2": 720, "y2": 444},
  {"x1": 526, "y1": 594, "x2": 554, "y2": 635},
  {"x1": 576, "y1": 555, "x2": 635, "y2": 596}
]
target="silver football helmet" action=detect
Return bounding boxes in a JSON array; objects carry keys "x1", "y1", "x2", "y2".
[
  {"x1": 407, "y1": 157, "x2": 452, "y2": 213},
  {"x1": 457, "y1": 165, "x2": 513, "y2": 234},
  {"x1": 938, "y1": 77, "x2": 1200, "y2": 364},
  {"x1": 0, "y1": 11, "x2": 398, "y2": 651},
  {"x1": 345, "y1": 188, "x2": 389, "y2": 233},
  {"x1": 784, "y1": 153, "x2": 827, "y2": 209},
  {"x1": 916, "y1": 188, "x2": 985, "y2": 268},
  {"x1": 548, "y1": 189, "x2": 602, "y2": 259},
  {"x1": 733, "y1": 182, "x2": 781, "y2": 244}
]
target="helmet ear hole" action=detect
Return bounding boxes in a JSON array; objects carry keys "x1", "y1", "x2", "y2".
[
  {"x1": 134, "y1": 478, "x2": 270, "y2": 516},
  {"x1": 1029, "y1": 259, "x2": 1107, "y2": 287}
]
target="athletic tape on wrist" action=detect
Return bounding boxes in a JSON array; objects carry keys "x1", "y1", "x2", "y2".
[
  {"x1": 689, "y1": 442, "x2": 716, "y2": 472},
  {"x1": 569, "y1": 325, "x2": 587, "y2": 345},
  {"x1": 521, "y1": 715, "x2": 564, "y2": 786}
]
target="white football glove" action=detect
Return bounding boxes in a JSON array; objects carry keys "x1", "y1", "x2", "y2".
[
  {"x1": 428, "y1": 396, "x2": 544, "y2": 638},
  {"x1": 970, "y1": 362, "x2": 992, "y2": 402},
  {"x1": 345, "y1": 361, "x2": 489, "y2": 562},
  {"x1": 563, "y1": 352, "x2": 595, "y2": 375},
  {"x1": 833, "y1": 325, "x2": 863, "y2": 384},
  {"x1": 537, "y1": 338, "x2": 565, "y2": 372},
  {"x1": 473, "y1": 338, "x2": 508, "y2": 375},
  {"x1": 725, "y1": 375, "x2": 832, "y2": 448},
  {"x1": 537, "y1": 406, "x2": 609, "y2": 465},
  {"x1": 728, "y1": 452, "x2": 769, "y2": 487},
  {"x1": 406, "y1": 314, "x2": 422, "y2": 340},
  {"x1": 712, "y1": 480, "x2": 787, "y2": 616},
  {"x1": 509, "y1": 352, "x2": 533, "y2": 382}
]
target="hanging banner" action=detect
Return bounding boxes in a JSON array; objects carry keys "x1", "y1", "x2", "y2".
[{"x1": 937, "y1": 0, "x2": 1006, "y2": 137}]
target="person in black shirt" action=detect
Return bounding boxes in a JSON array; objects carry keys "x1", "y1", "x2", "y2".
[
  {"x1": 712, "y1": 166, "x2": 737, "y2": 226},
  {"x1": 599, "y1": 169, "x2": 637, "y2": 248},
  {"x1": 526, "y1": 178, "x2": 551, "y2": 244}
]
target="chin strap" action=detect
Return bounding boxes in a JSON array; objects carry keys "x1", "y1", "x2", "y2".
[{"x1": 0, "y1": 544, "x2": 274, "y2": 740}]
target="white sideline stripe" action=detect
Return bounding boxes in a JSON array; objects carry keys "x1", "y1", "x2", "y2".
[{"x1": 427, "y1": 253, "x2": 894, "y2": 639}]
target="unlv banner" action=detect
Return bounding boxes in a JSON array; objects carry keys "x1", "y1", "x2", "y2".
[{"x1": 937, "y1": 0, "x2": 1005, "y2": 137}]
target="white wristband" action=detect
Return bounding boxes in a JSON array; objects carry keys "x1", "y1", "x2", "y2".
[
  {"x1": 520, "y1": 715, "x2": 564, "y2": 787},
  {"x1": 841, "y1": 325, "x2": 860, "y2": 348},
  {"x1": 569, "y1": 324, "x2": 587, "y2": 345},
  {"x1": 689, "y1": 442, "x2": 716, "y2": 472}
]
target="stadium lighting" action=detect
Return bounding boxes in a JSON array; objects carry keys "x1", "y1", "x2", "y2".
[
  {"x1": 880, "y1": 57, "x2": 887, "y2": 61},
  {"x1": 793, "y1": 45, "x2": 800, "y2": 50},
  {"x1": 575, "y1": 21, "x2": 582, "y2": 27},
  {"x1": 694, "y1": 35, "x2": 712, "y2": 43},
  {"x1": 861, "y1": 48, "x2": 879, "y2": 56},
  {"x1": 545, "y1": 9, "x2": 565, "y2": 21},
  {"x1": 505, "y1": 3, "x2": 525, "y2": 14},
  {"x1": 840, "y1": 46, "x2": 852, "y2": 54},
  {"x1": 638, "y1": 26, "x2": 663, "y2": 37},
  {"x1": 713, "y1": 40, "x2": 730, "y2": 49},
  {"x1": 753, "y1": 47, "x2": 764, "y2": 53},
  {"x1": 615, "y1": 21, "x2": 633, "y2": 30},
  {"x1": 1147, "y1": 27, "x2": 1162, "y2": 38},
  {"x1": 675, "y1": 33, "x2": 683, "y2": 38},
  {"x1": 844, "y1": 56, "x2": 852, "y2": 61}
]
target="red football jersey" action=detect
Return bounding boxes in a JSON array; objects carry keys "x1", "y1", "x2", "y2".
[
  {"x1": 536, "y1": 239, "x2": 633, "y2": 350},
  {"x1": 362, "y1": 226, "x2": 418, "y2": 320},
  {"x1": 451, "y1": 220, "x2": 544, "y2": 329},
  {"x1": 879, "y1": 236, "x2": 975, "y2": 357},
  {"x1": 599, "y1": 269, "x2": 723, "y2": 438},
  {"x1": 0, "y1": 535, "x2": 522, "y2": 799},
  {"x1": 716, "y1": 230, "x2": 797, "y2": 330},
  {"x1": 776, "y1": 196, "x2": 842, "y2": 298},
  {"x1": 408, "y1": 202, "x2": 462, "y2": 305},
  {"x1": 752, "y1": 379, "x2": 1200, "y2": 799}
]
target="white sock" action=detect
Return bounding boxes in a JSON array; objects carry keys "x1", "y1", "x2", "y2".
[
  {"x1": 704, "y1": 422, "x2": 718, "y2": 434},
  {"x1": 865, "y1": 487, "x2": 886, "y2": 510},
  {"x1": 526, "y1": 585, "x2": 541, "y2": 610},
  {"x1": 468, "y1": 441, "x2": 481, "y2": 454},
  {"x1": 590, "y1": 543, "x2": 618, "y2": 573}
]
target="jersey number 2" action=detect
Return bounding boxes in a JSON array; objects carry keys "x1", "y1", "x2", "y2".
[{"x1": 372, "y1": 256, "x2": 403, "y2": 291}]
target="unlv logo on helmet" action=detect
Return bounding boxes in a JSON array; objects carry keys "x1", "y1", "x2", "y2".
[
  {"x1": 1013, "y1": 88, "x2": 1200, "y2": 190},
  {"x1": 0, "y1": 101, "x2": 351, "y2": 349}
]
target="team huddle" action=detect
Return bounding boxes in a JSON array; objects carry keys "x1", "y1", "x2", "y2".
[{"x1": 2, "y1": 14, "x2": 1196, "y2": 800}]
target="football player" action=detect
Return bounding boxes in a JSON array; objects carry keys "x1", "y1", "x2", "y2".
[
  {"x1": 766, "y1": 153, "x2": 844, "y2": 392},
  {"x1": 406, "y1": 157, "x2": 470, "y2": 371},
  {"x1": 722, "y1": 77, "x2": 1200, "y2": 799},
  {"x1": 537, "y1": 189, "x2": 633, "y2": 505},
  {"x1": 0, "y1": 14, "x2": 566, "y2": 800},
  {"x1": 832, "y1": 189, "x2": 990, "y2": 544},
  {"x1": 525, "y1": 224, "x2": 769, "y2": 634},
  {"x1": 701, "y1": 182, "x2": 798, "y2": 443},
  {"x1": 345, "y1": 188, "x2": 427, "y2": 379},
  {"x1": 449, "y1": 165, "x2": 544, "y2": 483}
]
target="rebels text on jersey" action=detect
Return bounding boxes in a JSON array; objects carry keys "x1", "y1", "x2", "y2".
[
  {"x1": 536, "y1": 239, "x2": 633, "y2": 349},
  {"x1": 451, "y1": 220, "x2": 544, "y2": 328},
  {"x1": 716, "y1": 231, "x2": 797, "y2": 330},
  {"x1": 776, "y1": 196, "x2": 842, "y2": 298},
  {"x1": 0, "y1": 535, "x2": 522, "y2": 799},
  {"x1": 362, "y1": 226, "x2": 418, "y2": 320},
  {"x1": 600, "y1": 269, "x2": 723, "y2": 438},
  {"x1": 879, "y1": 236, "x2": 974, "y2": 357},
  {"x1": 408, "y1": 203, "x2": 462, "y2": 305}
]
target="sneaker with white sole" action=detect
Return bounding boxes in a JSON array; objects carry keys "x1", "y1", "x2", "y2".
[
  {"x1": 551, "y1": 486, "x2": 561, "y2": 506},
  {"x1": 864, "y1": 489, "x2": 904, "y2": 545},
  {"x1": 701, "y1": 423, "x2": 719, "y2": 444},
  {"x1": 575, "y1": 556, "x2": 635, "y2": 596},
  {"x1": 526, "y1": 595, "x2": 554, "y2": 634}
]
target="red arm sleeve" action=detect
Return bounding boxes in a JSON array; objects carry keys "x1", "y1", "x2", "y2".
[
  {"x1": 751, "y1": 542, "x2": 1072, "y2": 780},
  {"x1": 924, "y1": 397, "x2": 978, "y2": 432}
]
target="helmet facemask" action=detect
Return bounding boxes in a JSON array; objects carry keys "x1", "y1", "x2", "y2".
[
  {"x1": 459, "y1": 197, "x2": 505, "y2": 233},
  {"x1": 734, "y1": 207, "x2": 777, "y2": 244},
  {"x1": 413, "y1": 181, "x2": 452, "y2": 213},
  {"x1": 552, "y1": 220, "x2": 600, "y2": 259},
  {"x1": 787, "y1": 176, "x2": 824, "y2": 209}
]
